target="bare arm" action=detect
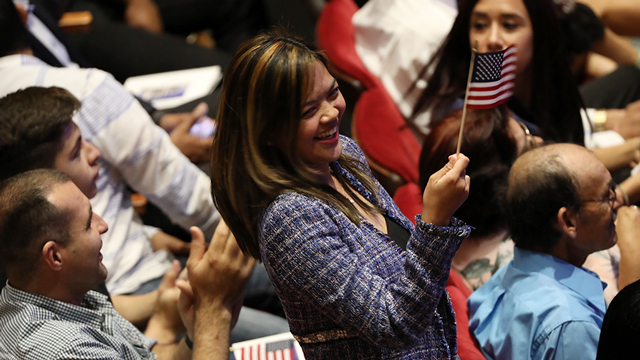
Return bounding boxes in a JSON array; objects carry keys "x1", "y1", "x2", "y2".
[
  {"x1": 174, "y1": 222, "x2": 255, "y2": 360},
  {"x1": 111, "y1": 291, "x2": 158, "y2": 328},
  {"x1": 151, "y1": 231, "x2": 191, "y2": 255},
  {"x1": 590, "y1": 27, "x2": 638, "y2": 65},
  {"x1": 111, "y1": 251, "x2": 187, "y2": 329},
  {"x1": 613, "y1": 206, "x2": 640, "y2": 289},
  {"x1": 579, "y1": 0, "x2": 640, "y2": 37},
  {"x1": 123, "y1": 0, "x2": 163, "y2": 33},
  {"x1": 144, "y1": 261, "x2": 194, "y2": 360},
  {"x1": 604, "y1": 101, "x2": 640, "y2": 139},
  {"x1": 620, "y1": 172, "x2": 640, "y2": 206},
  {"x1": 145, "y1": 261, "x2": 185, "y2": 340},
  {"x1": 190, "y1": 301, "x2": 234, "y2": 360},
  {"x1": 583, "y1": 52, "x2": 618, "y2": 79},
  {"x1": 592, "y1": 137, "x2": 640, "y2": 172}
]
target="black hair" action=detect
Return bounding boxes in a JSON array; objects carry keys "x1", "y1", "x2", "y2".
[
  {"x1": 0, "y1": 169, "x2": 72, "y2": 283},
  {"x1": 597, "y1": 278, "x2": 640, "y2": 359},
  {"x1": 419, "y1": 106, "x2": 517, "y2": 237},
  {"x1": 0, "y1": 0, "x2": 31, "y2": 57},
  {"x1": 0, "y1": 87, "x2": 81, "y2": 181},
  {"x1": 505, "y1": 150, "x2": 581, "y2": 250}
]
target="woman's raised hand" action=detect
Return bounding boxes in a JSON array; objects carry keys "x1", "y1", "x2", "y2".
[{"x1": 421, "y1": 154, "x2": 470, "y2": 227}]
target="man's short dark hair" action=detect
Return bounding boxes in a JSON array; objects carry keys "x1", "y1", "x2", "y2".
[
  {"x1": 0, "y1": 169, "x2": 72, "y2": 283},
  {"x1": 0, "y1": 0, "x2": 31, "y2": 57},
  {"x1": 0, "y1": 87, "x2": 81, "y2": 181},
  {"x1": 505, "y1": 150, "x2": 581, "y2": 251}
]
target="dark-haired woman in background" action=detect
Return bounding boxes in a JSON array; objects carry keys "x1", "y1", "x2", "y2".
[
  {"x1": 411, "y1": 0, "x2": 640, "y2": 148},
  {"x1": 412, "y1": 0, "x2": 585, "y2": 143},
  {"x1": 419, "y1": 107, "x2": 539, "y2": 291}
]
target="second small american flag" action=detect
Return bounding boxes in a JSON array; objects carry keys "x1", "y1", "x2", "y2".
[{"x1": 467, "y1": 45, "x2": 517, "y2": 109}]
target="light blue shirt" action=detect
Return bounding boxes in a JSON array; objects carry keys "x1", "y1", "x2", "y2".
[{"x1": 468, "y1": 247, "x2": 607, "y2": 360}]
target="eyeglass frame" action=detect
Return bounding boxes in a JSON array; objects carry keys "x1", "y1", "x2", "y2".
[
  {"x1": 579, "y1": 181, "x2": 628, "y2": 208},
  {"x1": 516, "y1": 120, "x2": 540, "y2": 151},
  {"x1": 516, "y1": 120, "x2": 540, "y2": 152}
]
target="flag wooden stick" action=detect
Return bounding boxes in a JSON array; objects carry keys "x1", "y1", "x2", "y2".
[{"x1": 456, "y1": 40, "x2": 479, "y2": 156}]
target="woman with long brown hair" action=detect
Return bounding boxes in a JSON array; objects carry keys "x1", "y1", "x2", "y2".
[{"x1": 210, "y1": 31, "x2": 472, "y2": 359}]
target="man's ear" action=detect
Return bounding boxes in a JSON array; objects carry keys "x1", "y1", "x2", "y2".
[
  {"x1": 556, "y1": 207, "x2": 578, "y2": 239},
  {"x1": 42, "y1": 241, "x2": 64, "y2": 271}
]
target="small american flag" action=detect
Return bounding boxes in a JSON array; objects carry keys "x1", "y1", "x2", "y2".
[
  {"x1": 466, "y1": 45, "x2": 517, "y2": 109},
  {"x1": 232, "y1": 333, "x2": 303, "y2": 360}
]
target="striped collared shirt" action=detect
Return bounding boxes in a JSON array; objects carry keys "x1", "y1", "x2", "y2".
[{"x1": 0, "y1": 284, "x2": 157, "y2": 359}]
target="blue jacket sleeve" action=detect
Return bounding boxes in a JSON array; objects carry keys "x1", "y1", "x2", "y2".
[{"x1": 260, "y1": 195, "x2": 470, "y2": 348}]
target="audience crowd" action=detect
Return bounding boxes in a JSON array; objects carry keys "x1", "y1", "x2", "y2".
[{"x1": 2, "y1": 0, "x2": 640, "y2": 359}]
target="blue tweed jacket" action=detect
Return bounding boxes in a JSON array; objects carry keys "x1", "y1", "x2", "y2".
[{"x1": 259, "y1": 136, "x2": 471, "y2": 359}]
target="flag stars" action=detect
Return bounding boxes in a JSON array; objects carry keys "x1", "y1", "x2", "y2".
[{"x1": 473, "y1": 51, "x2": 505, "y2": 82}]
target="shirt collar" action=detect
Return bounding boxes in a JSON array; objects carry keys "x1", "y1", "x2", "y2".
[
  {"x1": 332, "y1": 136, "x2": 414, "y2": 231},
  {"x1": 0, "y1": 54, "x2": 47, "y2": 69},
  {"x1": 512, "y1": 247, "x2": 607, "y2": 312},
  {"x1": 2, "y1": 283, "x2": 112, "y2": 330}
]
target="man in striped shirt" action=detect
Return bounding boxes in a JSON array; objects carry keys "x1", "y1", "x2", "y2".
[{"x1": 0, "y1": 0, "x2": 288, "y2": 339}]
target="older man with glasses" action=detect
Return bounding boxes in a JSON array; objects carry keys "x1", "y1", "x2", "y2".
[{"x1": 467, "y1": 143, "x2": 636, "y2": 360}]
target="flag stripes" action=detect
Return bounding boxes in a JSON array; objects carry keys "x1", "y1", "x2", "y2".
[
  {"x1": 233, "y1": 337, "x2": 301, "y2": 360},
  {"x1": 467, "y1": 45, "x2": 517, "y2": 109}
]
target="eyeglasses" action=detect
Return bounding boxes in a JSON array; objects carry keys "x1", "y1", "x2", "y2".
[
  {"x1": 517, "y1": 120, "x2": 540, "y2": 151},
  {"x1": 580, "y1": 181, "x2": 620, "y2": 208}
]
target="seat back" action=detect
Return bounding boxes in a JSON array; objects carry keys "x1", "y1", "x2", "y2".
[
  {"x1": 316, "y1": 0, "x2": 380, "y2": 90},
  {"x1": 352, "y1": 86, "x2": 421, "y2": 190},
  {"x1": 447, "y1": 271, "x2": 487, "y2": 360},
  {"x1": 392, "y1": 182, "x2": 422, "y2": 224}
]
